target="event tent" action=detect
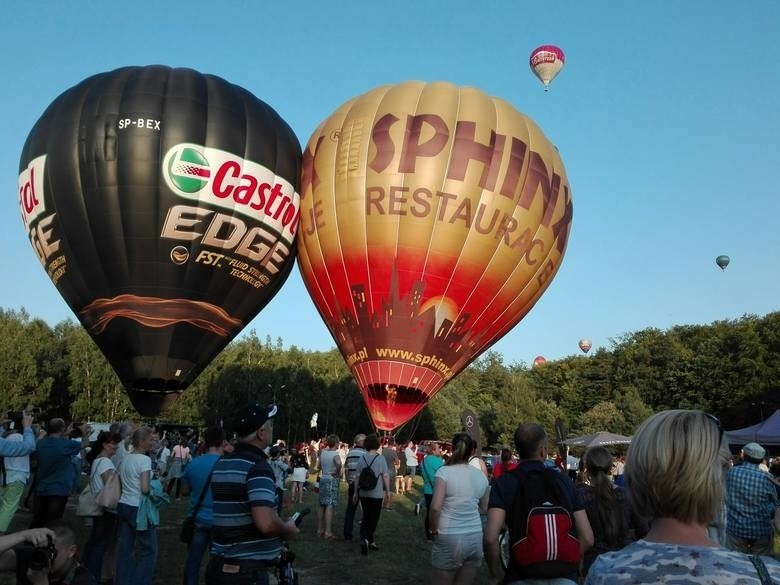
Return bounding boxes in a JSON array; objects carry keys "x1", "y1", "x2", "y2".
[
  {"x1": 726, "y1": 410, "x2": 780, "y2": 446},
  {"x1": 562, "y1": 431, "x2": 632, "y2": 449}
]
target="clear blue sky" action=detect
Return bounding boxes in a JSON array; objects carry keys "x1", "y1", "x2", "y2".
[{"x1": 1, "y1": 2, "x2": 778, "y2": 366}]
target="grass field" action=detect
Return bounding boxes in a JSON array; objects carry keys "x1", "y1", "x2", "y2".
[{"x1": 4, "y1": 477, "x2": 497, "y2": 585}]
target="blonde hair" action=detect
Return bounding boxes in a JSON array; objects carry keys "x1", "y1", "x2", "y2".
[{"x1": 626, "y1": 410, "x2": 726, "y2": 525}]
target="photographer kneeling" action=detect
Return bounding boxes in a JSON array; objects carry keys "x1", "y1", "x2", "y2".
[{"x1": 0, "y1": 521, "x2": 95, "y2": 585}]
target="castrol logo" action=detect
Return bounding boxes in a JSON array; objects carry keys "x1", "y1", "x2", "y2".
[
  {"x1": 162, "y1": 143, "x2": 300, "y2": 239},
  {"x1": 18, "y1": 155, "x2": 47, "y2": 232}
]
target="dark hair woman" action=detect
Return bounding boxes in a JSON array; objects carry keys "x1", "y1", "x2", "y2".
[
  {"x1": 429, "y1": 433, "x2": 490, "y2": 585},
  {"x1": 82, "y1": 431, "x2": 121, "y2": 582},
  {"x1": 491, "y1": 445, "x2": 517, "y2": 481},
  {"x1": 577, "y1": 446, "x2": 647, "y2": 578}
]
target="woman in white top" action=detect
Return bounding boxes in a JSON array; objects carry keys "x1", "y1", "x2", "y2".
[
  {"x1": 317, "y1": 434, "x2": 343, "y2": 539},
  {"x1": 429, "y1": 432, "x2": 490, "y2": 585},
  {"x1": 115, "y1": 427, "x2": 156, "y2": 585},
  {"x1": 82, "y1": 431, "x2": 120, "y2": 582}
]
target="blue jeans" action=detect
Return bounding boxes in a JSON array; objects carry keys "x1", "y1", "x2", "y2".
[
  {"x1": 116, "y1": 503, "x2": 158, "y2": 585},
  {"x1": 184, "y1": 524, "x2": 212, "y2": 585}
]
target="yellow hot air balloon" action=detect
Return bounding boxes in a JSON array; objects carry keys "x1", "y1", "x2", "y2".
[{"x1": 298, "y1": 82, "x2": 573, "y2": 430}]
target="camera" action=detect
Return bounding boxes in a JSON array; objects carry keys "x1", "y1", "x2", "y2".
[{"x1": 15, "y1": 535, "x2": 57, "y2": 571}]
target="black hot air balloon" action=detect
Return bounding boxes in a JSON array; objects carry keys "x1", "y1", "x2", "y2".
[
  {"x1": 17, "y1": 66, "x2": 301, "y2": 415},
  {"x1": 716, "y1": 255, "x2": 730, "y2": 271}
]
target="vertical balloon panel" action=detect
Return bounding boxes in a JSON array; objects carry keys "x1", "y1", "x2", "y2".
[
  {"x1": 18, "y1": 66, "x2": 301, "y2": 415},
  {"x1": 298, "y1": 81, "x2": 572, "y2": 430}
]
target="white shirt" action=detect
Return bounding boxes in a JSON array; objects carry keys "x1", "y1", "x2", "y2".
[
  {"x1": 90, "y1": 456, "x2": 116, "y2": 494},
  {"x1": 118, "y1": 453, "x2": 152, "y2": 507},
  {"x1": 405, "y1": 447, "x2": 418, "y2": 467},
  {"x1": 435, "y1": 464, "x2": 489, "y2": 534}
]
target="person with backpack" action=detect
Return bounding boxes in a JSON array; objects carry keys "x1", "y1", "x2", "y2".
[
  {"x1": 352, "y1": 434, "x2": 389, "y2": 555},
  {"x1": 428, "y1": 433, "x2": 489, "y2": 585},
  {"x1": 484, "y1": 423, "x2": 593, "y2": 584}
]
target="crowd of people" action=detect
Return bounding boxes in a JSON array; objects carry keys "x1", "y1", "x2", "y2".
[{"x1": 2, "y1": 406, "x2": 780, "y2": 584}]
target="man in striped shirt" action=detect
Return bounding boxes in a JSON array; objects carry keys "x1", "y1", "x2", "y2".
[{"x1": 206, "y1": 403, "x2": 299, "y2": 585}]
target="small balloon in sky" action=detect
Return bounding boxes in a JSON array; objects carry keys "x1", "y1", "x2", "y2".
[
  {"x1": 530, "y1": 45, "x2": 565, "y2": 91},
  {"x1": 715, "y1": 255, "x2": 730, "y2": 271},
  {"x1": 578, "y1": 339, "x2": 592, "y2": 354},
  {"x1": 533, "y1": 355, "x2": 547, "y2": 368}
]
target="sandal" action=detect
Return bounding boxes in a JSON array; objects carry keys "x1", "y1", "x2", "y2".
[{"x1": 323, "y1": 533, "x2": 336, "y2": 540}]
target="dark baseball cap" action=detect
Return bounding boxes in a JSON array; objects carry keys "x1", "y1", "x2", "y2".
[{"x1": 233, "y1": 403, "x2": 278, "y2": 436}]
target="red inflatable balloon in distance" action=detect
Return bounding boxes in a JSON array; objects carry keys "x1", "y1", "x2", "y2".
[
  {"x1": 534, "y1": 356, "x2": 547, "y2": 368},
  {"x1": 18, "y1": 66, "x2": 301, "y2": 416},
  {"x1": 297, "y1": 81, "x2": 573, "y2": 430}
]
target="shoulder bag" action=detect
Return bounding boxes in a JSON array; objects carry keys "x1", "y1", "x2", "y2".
[
  {"x1": 180, "y1": 458, "x2": 219, "y2": 544},
  {"x1": 95, "y1": 468, "x2": 122, "y2": 508}
]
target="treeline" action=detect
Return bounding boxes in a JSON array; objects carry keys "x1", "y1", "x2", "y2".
[{"x1": 1, "y1": 308, "x2": 777, "y2": 450}]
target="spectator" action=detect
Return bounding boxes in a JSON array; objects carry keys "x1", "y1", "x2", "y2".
[
  {"x1": 180, "y1": 427, "x2": 231, "y2": 585},
  {"x1": 420, "y1": 441, "x2": 445, "y2": 539},
  {"x1": 429, "y1": 433, "x2": 489, "y2": 585},
  {"x1": 403, "y1": 441, "x2": 418, "y2": 493},
  {"x1": 577, "y1": 446, "x2": 648, "y2": 578},
  {"x1": 0, "y1": 521, "x2": 95, "y2": 585},
  {"x1": 585, "y1": 410, "x2": 780, "y2": 584},
  {"x1": 484, "y1": 423, "x2": 593, "y2": 584},
  {"x1": 165, "y1": 437, "x2": 191, "y2": 500},
  {"x1": 380, "y1": 437, "x2": 399, "y2": 511},
  {"x1": 353, "y1": 434, "x2": 389, "y2": 555},
  {"x1": 115, "y1": 427, "x2": 157, "y2": 585},
  {"x1": 316, "y1": 434, "x2": 342, "y2": 539},
  {"x1": 206, "y1": 403, "x2": 299, "y2": 585},
  {"x1": 491, "y1": 445, "x2": 517, "y2": 482},
  {"x1": 30, "y1": 419, "x2": 87, "y2": 528},
  {"x1": 268, "y1": 446, "x2": 291, "y2": 514},
  {"x1": 82, "y1": 431, "x2": 121, "y2": 583},
  {"x1": 342, "y1": 434, "x2": 366, "y2": 541},
  {"x1": 289, "y1": 444, "x2": 309, "y2": 505},
  {"x1": 725, "y1": 442, "x2": 778, "y2": 555},
  {"x1": 0, "y1": 422, "x2": 34, "y2": 533},
  {"x1": 0, "y1": 411, "x2": 35, "y2": 459}
]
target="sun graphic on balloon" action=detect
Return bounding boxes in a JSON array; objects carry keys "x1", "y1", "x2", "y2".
[{"x1": 419, "y1": 296, "x2": 459, "y2": 332}]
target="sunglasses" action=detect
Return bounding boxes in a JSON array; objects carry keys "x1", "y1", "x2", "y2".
[{"x1": 704, "y1": 412, "x2": 724, "y2": 445}]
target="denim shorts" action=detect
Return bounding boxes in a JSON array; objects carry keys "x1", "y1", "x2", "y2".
[{"x1": 431, "y1": 530, "x2": 483, "y2": 570}]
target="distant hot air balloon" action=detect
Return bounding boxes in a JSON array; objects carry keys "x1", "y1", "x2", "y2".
[
  {"x1": 298, "y1": 81, "x2": 573, "y2": 430},
  {"x1": 716, "y1": 255, "x2": 730, "y2": 271},
  {"x1": 530, "y1": 45, "x2": 565, "y2": 91},
  {"x1": 533, "y1": 356, "x2": 547, "y2": 368},
  {"x1": 18, "y1": 66, "x2": 301, "y2": 416},
  {"x1": 578, "y1": 339, "x2": 592, "y2": 354}
]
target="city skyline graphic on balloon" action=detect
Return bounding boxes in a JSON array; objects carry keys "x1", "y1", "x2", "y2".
[
  {"x1": 297, "y1": 81, "x2": 573, "y2": 430},
  {"x1": 18, "y1": 66, "x2": 302, "y2": 416}
]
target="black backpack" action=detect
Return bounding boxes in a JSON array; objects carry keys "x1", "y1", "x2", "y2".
[
  {"x1": 358, "y1": 455, "x2": 380, "y2": 490},
  {"x1": 507, "y1": 466, "x2": 581, "y2": 580}
]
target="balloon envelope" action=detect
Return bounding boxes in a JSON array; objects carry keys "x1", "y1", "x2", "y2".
[
  {"x1": 18, "y1": 66, "x2": 301, "y2": 415},
  {"x1": 578, "y1": 339, "x2": 592, "y2": 354},
  {"x1": 530, "y1": 45, "x2": 565, "y2": 90},
  {"x1": 298, "y1": 81, "x2": 573, "y2": 430},
  {"x1": 716, "y1": 255, "x2": 730, "y2": 270},
  {"x1": 533, "y1": 356, "x2": 547, "y2": 367}
]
